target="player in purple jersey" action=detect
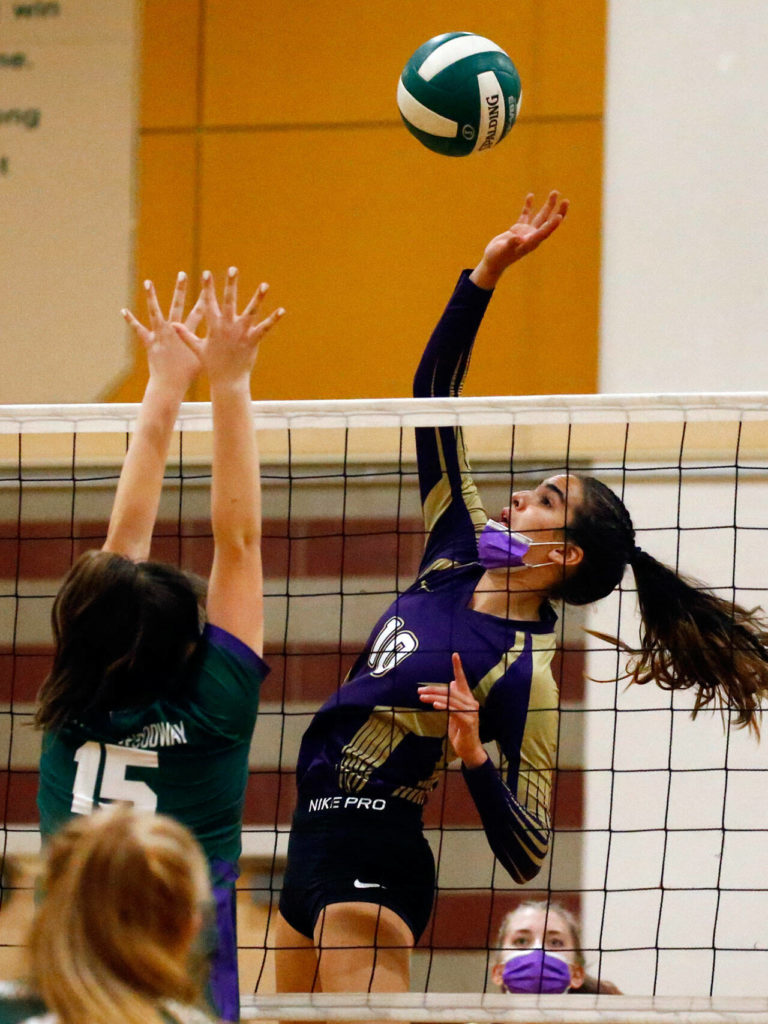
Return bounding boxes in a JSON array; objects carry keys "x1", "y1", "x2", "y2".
[
  {"x1": 275, "y1": 191, "x2": 768, "y2": 1002},
  {"x1": 35, "y1": 268, "x2": 284, "y2": 1022}
]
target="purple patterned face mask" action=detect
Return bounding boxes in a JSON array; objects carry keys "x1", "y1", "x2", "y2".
[
  {"x1": 501, "y1": 948, "x2": 572, "y2": 994},
  {"x1": 477, "y1": 519, "x2": 557, "y2": 572}
]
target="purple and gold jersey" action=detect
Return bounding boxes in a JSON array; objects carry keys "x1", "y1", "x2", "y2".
[{"x1": 295, "y1": 272, "x2": 558, "y2": 884}]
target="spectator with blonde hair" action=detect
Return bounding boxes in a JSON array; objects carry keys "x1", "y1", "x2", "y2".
[
  {"x1": 0, "y1": 805, "x2": 215, "y2": 1024},
  {"x1": 492, "y1": 899, "x2": 621, "y2": 995}
]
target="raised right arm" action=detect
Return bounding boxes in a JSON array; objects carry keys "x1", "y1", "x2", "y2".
[
  {"x1": 412, "y1": 192, "x2": 569, "y2": 575},
  {"x1": 412, "y1": 273, "x2": 493, "y2": 573},
  {"x1": 174, "y1": 269, "x2": 284, "y2": 656}
]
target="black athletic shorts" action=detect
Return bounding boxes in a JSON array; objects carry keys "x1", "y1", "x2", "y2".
[{"x1": 278, "y1": 804, "x2": 436, "y2": 943}]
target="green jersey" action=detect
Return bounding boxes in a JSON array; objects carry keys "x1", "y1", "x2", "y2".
[
  {"x1": 37, "y1": 624, "x2": 267, "y2": 876},
  {"x1": 36, "y1": 624, "x2": 266, "y2": 1022}
]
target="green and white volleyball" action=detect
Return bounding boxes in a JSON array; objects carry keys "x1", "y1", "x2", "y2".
[{"x1": 396, "y1": 32, "x2": 522, "y2": 157}]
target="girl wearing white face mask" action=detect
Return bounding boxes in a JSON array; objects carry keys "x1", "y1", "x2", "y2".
[{"x1": 493, "y1": 900, "x2": 621, "y2": 995}]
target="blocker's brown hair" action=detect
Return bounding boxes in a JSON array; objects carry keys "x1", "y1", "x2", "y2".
[{"x1": 36, "y1": 549, "x2": 205, "y2": 731}]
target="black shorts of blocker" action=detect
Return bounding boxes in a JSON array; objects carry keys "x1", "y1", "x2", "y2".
[{"x1": 278, "y1": 811, "x2": 436, "y2": 943}]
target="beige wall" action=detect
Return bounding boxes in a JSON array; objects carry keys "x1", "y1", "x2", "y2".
[
  {"x1": 111, "y1": 0, "x2": 605, "y2": 402},
  {"x1": 0, "y1": 2, "x2": 138, "y2": 403}
]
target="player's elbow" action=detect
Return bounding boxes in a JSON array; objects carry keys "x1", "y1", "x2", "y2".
[
  {"x1": 211, "y1": 506, "x2": 261, "y2": 553},
  {"x1": 497, "y1": 830, "x2": 551, "y2": 885},
  {"x1": 515, "y1": 856, "x2": 545, "y2": 885},
  {"x1": 212, "y1": 528, "x2": 261, "y2": 562},
  {"x1": 499, "y1": 852, "x2": 545, "y2": 886}
]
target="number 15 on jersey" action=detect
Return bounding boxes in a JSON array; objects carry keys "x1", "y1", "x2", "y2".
[{"x1": 72, "y1": 741, "x2": 159, "y2": 814}]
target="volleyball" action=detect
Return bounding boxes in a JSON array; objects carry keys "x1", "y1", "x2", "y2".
[{"x1": 396, "y1": 32, "x2": 522, "y2": 157}]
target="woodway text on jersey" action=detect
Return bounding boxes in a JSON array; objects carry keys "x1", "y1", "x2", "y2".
[{"x1": 117, "y1": 720, "x2": 188, "y2": 749}]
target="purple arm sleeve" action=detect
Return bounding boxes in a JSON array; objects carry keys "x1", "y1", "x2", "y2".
[{"x1": 461, "y1": 758, "x2": 551, "y2": 884}]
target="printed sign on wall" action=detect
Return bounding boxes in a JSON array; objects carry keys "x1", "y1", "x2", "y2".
[{"x1": 0, "y1": 1, "x2": 138, "y2": 402}]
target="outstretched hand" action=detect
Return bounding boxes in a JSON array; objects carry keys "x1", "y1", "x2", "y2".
[
  {"x1": 470, "y1": 190, "x2": 569, "y2": 290},
  {"x1": 121, "y1": 272, "x2": 203, "y2": 393},
  {"x1": 172, "y1": 267, "x2": 284, "y2": 386},
  {"x1": 106, "y1": 272, "x2": 205, "y2": 562},
  {"x1": 418, "y1": 653, "x2": 488, "y2": 769}
]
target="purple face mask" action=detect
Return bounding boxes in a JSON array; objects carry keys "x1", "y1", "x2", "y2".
[
  {"x1": 501, "y1": 948, "x2": 572, "y2": 994},
  {"x1": 477, "y1": 519, "x2": 555, "y2": 572}
]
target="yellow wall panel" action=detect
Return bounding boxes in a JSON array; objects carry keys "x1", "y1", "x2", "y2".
[
  {"x1": 203, "y1": 1, "x2": 603, "y2": 125},
  {"x1": 140, "y1": 0, "x2": 201, "y2": 128},
  {"x1": 108, "y1": 133, "x2": 198, "y2": 401},
  {"x1": 133, "y1": 135, "x2": 198, "y2": 285},
  {"x1": 512, "y1": 120, "x2": 602, "y2": 396},
  {"x1": 532, "y1": 0, "x2": 606, "y2": 117},
  {"x1": 117, "y1": 0, "x2": 605, "y2": 403},
  {"x1": 195, "y1": 120, "x2": 598, "y2": 401},
  {"x1": 204, "y1": 2, "x2": 541, "y2": 125}
]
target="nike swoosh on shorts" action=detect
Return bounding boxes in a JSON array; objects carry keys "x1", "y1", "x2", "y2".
[{"x1": 353, "y1": 879, "x2": 383, "y2": 889}]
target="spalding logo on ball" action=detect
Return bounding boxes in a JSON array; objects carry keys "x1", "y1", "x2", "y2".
[{"x1": 397, "y1": 32, "x2": 521, "y2": 157}]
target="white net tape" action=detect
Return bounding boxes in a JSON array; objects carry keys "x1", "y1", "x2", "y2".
[
  {"x1": 241, "y1": 992, "x2": 768, "y2": 1022},
  {"x1": 2, "y1": 392, "x2": 768, "y2": 432}
]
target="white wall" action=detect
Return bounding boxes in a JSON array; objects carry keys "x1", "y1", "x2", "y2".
[
  {"x1": 595, "y1": 1, "x2": 768, "y2": 995},
  {"x1": 600, "y1": 1, "x2": 768, "y2": 393},
  {"x1": 581, "y1": 467, "x2": 768, "y2": 996}
]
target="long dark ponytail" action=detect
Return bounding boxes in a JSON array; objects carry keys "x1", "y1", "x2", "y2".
[{"x1": 551, "y1": 475, "x2": 768, "y2": 734}]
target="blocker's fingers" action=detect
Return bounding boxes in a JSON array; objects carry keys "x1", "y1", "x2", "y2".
[
  {"x1": 121, "y1": 307, "x2": 148, "y2": 341},
  {"x1": 143, "y1": 279, "x2": 164, "y2": 327},
  {"x1": 185, "y1": 294, "x2": 205, "y2": 332},
  {"x1": 172, "y1": 322, "x2": 204, "y2": 358},
  {"x1": 200, "y1": 270, "x2": 221, "y2": 318},
  {"x1": 248, "y1": 305, "x2": 285, "y2": 340},
  {"x1": 417, "y1": 684, "x2": 451, "y2": 709},
  {"x1": 222, "y1": 266, "x2": 238, "y2": 318},
  {"x1": 241, "y1": 282, "x2": 269, "y2": 319},
  {"x1": 168, "y1": 271, "x2": 188, "y2": 322}
]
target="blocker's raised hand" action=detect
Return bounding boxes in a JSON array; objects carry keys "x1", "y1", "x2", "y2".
[
  {"x1": 121, "y1": 271, "x2": 203, "y2": 393},
  {"x1": 173, "y1": 267, "x2": 285, "y2": 385},
  {"x1": 470, "y1": 190, "x2": 569, "y2": 290}
]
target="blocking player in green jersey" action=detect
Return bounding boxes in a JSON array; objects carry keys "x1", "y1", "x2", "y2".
[{"x1": 35, "y1": 267, "x2": 284, "y2": 1022}]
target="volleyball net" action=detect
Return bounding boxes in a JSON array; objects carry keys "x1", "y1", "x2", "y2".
[{"x1": 1, "y1": 394, "x2": 768, "y2": 1021}]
